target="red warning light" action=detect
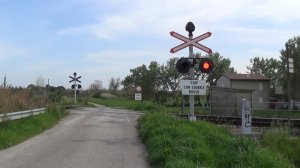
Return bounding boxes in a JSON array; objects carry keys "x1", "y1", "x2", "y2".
[
  {"x1": 199, "y1": 58, "x2": 213, "y2": 73},
  {"x1": 203, "y1": 62, "x2": 210, "y2": 70}
]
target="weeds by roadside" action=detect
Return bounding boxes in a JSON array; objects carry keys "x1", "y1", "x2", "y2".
[
  {"x1": 138, "y1": 112, "x2": 294, "y2": 168},
  {"x1": 0, "y1": 88, "x2": 47, "y2": 114},
  {"x1": 0, "y1": 106, "x2": 68, "y2": 150},
  {"x1": 91, "y1": 97, "x2": 299, "y2": 167},
  {"x1": 262, "y1": 128, "x2": 300, "y2": 167}
]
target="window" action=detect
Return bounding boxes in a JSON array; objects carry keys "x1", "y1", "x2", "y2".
[
  {"x1": 259, "y1": 97, "x2": 263, "y2": 105},
  {"x1": 259, "y1": 82, "x2": 263, "y2": 91}
]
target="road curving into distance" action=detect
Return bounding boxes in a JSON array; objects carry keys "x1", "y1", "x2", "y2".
[{"x1": 0, "y1": 105, "x2": 149, "y2": 168}]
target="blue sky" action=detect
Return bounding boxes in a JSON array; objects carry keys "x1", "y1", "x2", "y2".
[{"x1": 1, "y1": 0, "x2": 300, "y2": 89}]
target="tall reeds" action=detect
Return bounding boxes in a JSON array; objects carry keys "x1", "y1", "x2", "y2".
[{"x1": 0, "y1": 87, "x2": 47, "y2": 114}]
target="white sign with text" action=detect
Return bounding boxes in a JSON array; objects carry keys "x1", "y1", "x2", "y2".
[
  {"x1": 135, "y1": 93, "x2": 142, "y2": 101},
  {"x1": 182, "y1": 80, "x2": 206, "y2": 95}
]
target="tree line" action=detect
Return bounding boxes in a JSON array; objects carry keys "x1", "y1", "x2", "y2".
[
  {"x1": 247, "y1": 36, "x2": 300, "y2": 99},
  {"x1": 121, "y1": 36, "x2": 300, "y2": 101},
  {"x1": 121, "y1": 52, "x2": 235, "y2": 100}
]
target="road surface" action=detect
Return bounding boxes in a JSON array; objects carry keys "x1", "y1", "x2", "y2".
[{"x1": 0, "y1": 105, "x2": 149, "y2": 168}]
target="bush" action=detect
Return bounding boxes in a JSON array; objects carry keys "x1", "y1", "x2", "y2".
[{"x1": 154, "y1": 91, "x2": 181, "y2": 107}]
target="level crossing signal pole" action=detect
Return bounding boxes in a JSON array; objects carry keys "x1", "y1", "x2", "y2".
[
  {"x1": 170, "y1": 22, "x2": 213, "y2": 121},
  {"x1": 69, "y1": 72, "x2": 82, "y2": 104},
  {"x1": 186, "y1": 22, "x2": 196, "y2": 121}
]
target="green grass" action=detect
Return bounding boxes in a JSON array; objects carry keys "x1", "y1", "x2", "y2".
[
  {"x1": 90, "y1": 97, "x2": 210, "y2": 114},
  {"x1": 90, "y1": 97, "x2": 144, "y2": 107},
  {"x1": 0, "y1": 106, "x2": 68, "y2": 150},
  {"x1": 263, "y1": 131, "x2": 300, "y2": 167},
  {"x1": 138, "y1": 112, "x2": 294, "y2": 168},
  {"x1": 91, "y1": 97, "x2": 299, "y2": 167},
  {"x1": 89, "y1": 97, "x2": 164, "y2": 112},
  {"x1": 253, "y1": 109, "x2": 300, "y2": 119}
]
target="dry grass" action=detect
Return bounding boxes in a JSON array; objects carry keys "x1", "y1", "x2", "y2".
[{"x1": 0, "y1": 88, "x2": 47, "y2": 114}]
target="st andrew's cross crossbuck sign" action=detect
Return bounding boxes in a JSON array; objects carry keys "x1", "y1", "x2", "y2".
[
  {"x1": 69, "y1": 73, "x2": 81, "y2": 83},
  {"x1": 170, "y1": 31, "x2": 212, "y2": 54}
]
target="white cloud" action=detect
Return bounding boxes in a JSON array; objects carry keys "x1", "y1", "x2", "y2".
[
  {"x1": 57, "y1": 0, "x2": 300, "y2": 40},
  {"x1": 0, "y1": 43, "x2": 26, "y2": 60},
  {"x1": 83, "y1": 49, "x2": 169, "y2": 88},
  {"x1": 56, "y1": 0, "x2": 241, "y2": 39},
  {"x1": 218, "y1": 26, "x2": 298, "y2": 45},
  {"x1": 252, "y1": 0, "x2": 300, "y2": 23},
  {"x1": 248, "y1": 48, "x2": 280, "y2": 59}
]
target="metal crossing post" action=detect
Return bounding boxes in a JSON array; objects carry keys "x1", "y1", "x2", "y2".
[
  {"x1": 170, "y1": 22, "x2": 213, "y2": 122},
  {"x1": 241, "y1": 98, "x2": 252, "y2": 134},
  {"x1": 69, "y1": 72, "x2": 82, "y2": 104},
  {"x1": 186, "y1": 22, "x2": 196, "y2": 121}
]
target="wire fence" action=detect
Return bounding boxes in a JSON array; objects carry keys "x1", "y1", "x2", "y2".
[{"x1": 180, "y1": 99, "x2": 300, "y2": 119}]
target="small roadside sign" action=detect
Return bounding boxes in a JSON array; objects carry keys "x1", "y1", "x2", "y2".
[
  {"x1": 135, "y1": 93, "x2": 142, "y2": 101},
  {"x1": 182, "y1": 80, "x2": 206, "y2": 95},
  {"x1": 136, "y1": 86, "x2": 142, "y2": 92}
]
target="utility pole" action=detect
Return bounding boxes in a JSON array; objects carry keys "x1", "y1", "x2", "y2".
[
  {"x1": 3, "y1": 74, "x2": 7, "y2": 88},
  {"x1": 286, "y1": 44, "x2": 291, "y2": 111}
]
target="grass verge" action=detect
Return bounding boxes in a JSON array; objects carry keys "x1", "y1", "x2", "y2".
[
  {"x1": 91, "y1": 97, "x2": 299, "y2": 167},
  {"x1": 89, "y1": 97, "x2": 164, "y2": 112},
  {"x1": 138, "y1": 112, "x2": 294, "y2": 168},
  {"x1": 0, "y1": 106, "x2": 68, "y2": 150},
  {"x1": 263, "y1": 131, "x2": 300, "y2": 167},
  {"x1": 253, "y1": 109, "x2": 300, "y2": 119}
]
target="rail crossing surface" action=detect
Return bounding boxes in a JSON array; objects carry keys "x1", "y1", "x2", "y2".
[{"x1": 0, "y1": 105, "x2": 149, "y2": 168}]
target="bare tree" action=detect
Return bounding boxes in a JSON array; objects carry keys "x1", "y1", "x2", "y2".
[
  {"x1": 36, "y1": 76, "x2": 45, "y2": 87},
  {"x1": 89, "y1": 80, "x2": 103, "y2": 98},
  {"x1": 89, "y1": 80, "x2": 103, "y2": 91}
]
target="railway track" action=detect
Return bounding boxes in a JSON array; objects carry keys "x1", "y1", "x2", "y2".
[{"x1": 177, "y1": 114, "x2": 300, "y2": 128}]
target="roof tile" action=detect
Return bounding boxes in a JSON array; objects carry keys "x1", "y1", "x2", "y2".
[{"x1": 224, "y1": 73, "x2": 270, "y2": 80}]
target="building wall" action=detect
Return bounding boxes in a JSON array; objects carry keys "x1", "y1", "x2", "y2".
[
  {"x1": 231, "y1": 80, "x2": 269, "y2": 109},
  {"x1": 216, "y1": 76, "x2": 231, "y2": 88},
  {"x1": 210, "y1": 87, "x2": 252, "y2": 116}
]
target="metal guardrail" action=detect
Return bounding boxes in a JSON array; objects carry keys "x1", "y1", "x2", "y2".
[{"x1": 0, "y1": 108, "x2": 47, "y2": 122}]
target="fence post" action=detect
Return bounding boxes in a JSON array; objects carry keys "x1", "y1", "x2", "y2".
[{"x1": 241, "y1": 98, "x2": 252, "y2": 134}]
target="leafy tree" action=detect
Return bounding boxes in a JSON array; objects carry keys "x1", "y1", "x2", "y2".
[
  {"x1": 122, "y1": 61, "x2": 162, "y2": 99},
  {"x1": 109, "y1": 77, "x2": 120, "y2": 94},
  {"x1": 148, "y1": 61, "x2": 161, "y2": 91},
  {"x1": 48, "y1": 86, "x2": 65, "y2": 103},
  {"x1": 160, "y1": 57, "x2": 182, "y2": 93},
  {"x1": 280, "y1": 36, "x2": 300, "y2": 99},
  {"x1": 246, "y1": 57, "x2": 283, "y2": 89},
  {"x1": 196, "y1": 52, "x2": 235, "y2": 86}
]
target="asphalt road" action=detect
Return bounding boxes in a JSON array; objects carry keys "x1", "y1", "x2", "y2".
[{"x1": 0, "y1": 105, "x2": 149, "y2": 168}]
